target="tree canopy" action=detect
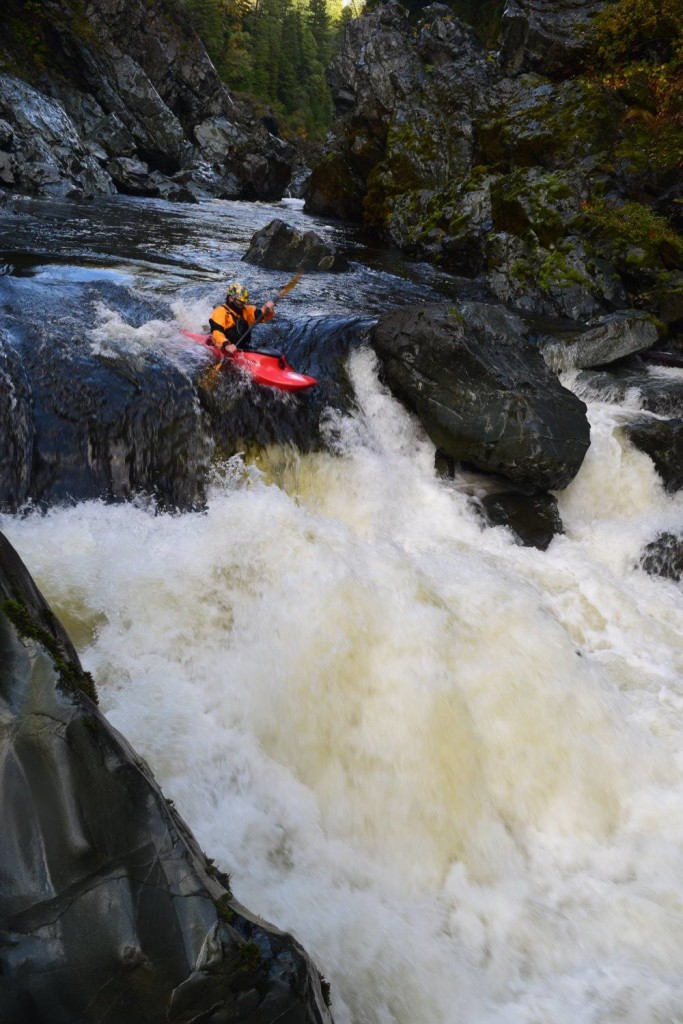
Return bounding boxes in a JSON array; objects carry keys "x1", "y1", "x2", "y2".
[{"x1": 180, "y1": 0, "x2": 344, "y2": 138}]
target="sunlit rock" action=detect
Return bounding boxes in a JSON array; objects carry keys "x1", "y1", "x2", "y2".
[{"x1": 539, "y1": 311, "x2": 658, "y2": 372}]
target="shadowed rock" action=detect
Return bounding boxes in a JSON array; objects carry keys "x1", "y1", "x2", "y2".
[
  {"x1": 243, "y1": 219, "x2": 347, "y2": 272},
  {"x1": 477, "y1": 488, "x2": 563, "y2": 550},
  {"x1": 372, "y1": 302, "x2": 590, "y2": 490},
  {"x1": 500, "y1": 0, "x2": 607, "y2": 76},
  {"x1": 623, "y1": 416, "x2": 683, "y2": 494},
  {"x1": 0, "y1": 531, "x2": 333, "y2": 1024}
]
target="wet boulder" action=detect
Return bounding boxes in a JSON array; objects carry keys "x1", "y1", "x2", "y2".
[
  {"x1": 622, "y1": 416, "x2": 683, "y2": 494},
  {"x1": 476, "y1": 488, "x2": 563, "y2": 550},
  {"x1": 539, "y1": 311, "x2": 658, "y2": 372},
  {"x1": 243, "y1": 219, "x2": 347, "y2": 272},
  {"x1": 107, "y1": 157, "x2": 197, "y2": 201},
  {"x1": 639, "y1": 532, "x2": 683, "y2": 582},
  {"x1": 372, "y1": 302, "x2": 591, "y2": 490},
  {"x1": 0, "y1": 532, "x2": 333, "y2": 1024},
  {"x1": 576, "y1": 364, "x2": 683, "y2": 417},
  {"x1": 0, "y1": 326, "x2": 211, "y2": 513}
]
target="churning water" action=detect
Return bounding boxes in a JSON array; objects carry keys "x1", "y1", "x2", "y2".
[{"x1": 2, "y1": 195, "x2": 683, "y2": 1023}]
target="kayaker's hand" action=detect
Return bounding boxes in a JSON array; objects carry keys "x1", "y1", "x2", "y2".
[
  {"x1": 225, "y1": 343, "x2": 237, "y2": 354},
  {"x1": 264, "y1": 300, "x2": 275, "y2": 313}
]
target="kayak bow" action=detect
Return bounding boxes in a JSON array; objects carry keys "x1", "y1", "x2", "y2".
[{"x1": 182, "y1": 330, "x2": 318, "y2": 392}]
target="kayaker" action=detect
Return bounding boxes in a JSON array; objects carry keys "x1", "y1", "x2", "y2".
[{"x1": 209, "y1": 283, "x2": 275, "y2": 355}]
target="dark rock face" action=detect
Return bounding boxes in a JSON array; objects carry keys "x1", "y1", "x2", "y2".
[
  {"x1": 309, "y1": 0, "x2": 681, "y2": 346},
  {"x1": 0, "y1": 329, "x2": 212, "y2": 511},
  {"x1": 0, "y1": 73, "x2": 116, "y2": 197},
  {"x1": 308, "y1": 2, "x2": 491, "y2": 226},
  {"x1": 243, "y1": 219, "x2": 347, "y2": 272},
  {"x1": 372, "y1": 302, "x2": 590, "y2": 490},
  {"x1": 477, "y1": 488, "x2": 563, "y2": 550},
  {"x1": 0, "y1": 0, "x2": 295, "y2": 201},
  {"x1": 0, "y1": 531, "x2": 333, "y2": 1024},
  {"x1": 500, "y1": 0, "x2": 607, "y2": 76},
  {"x1": 623, "y1": 416, "x2": 683, "y2": 494}
]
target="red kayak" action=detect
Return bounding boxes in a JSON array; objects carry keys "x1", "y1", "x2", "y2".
[{"x1": 181, "y1": 331, "x2": 318, "y2": 392}]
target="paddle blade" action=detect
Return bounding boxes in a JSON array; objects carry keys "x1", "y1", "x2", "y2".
[
  {"x1": 199, "y1": 360, "x2": 224, "y2": 390},
  {"x1": 276, "y1": 271, "x2": 302, "y2": 301}
]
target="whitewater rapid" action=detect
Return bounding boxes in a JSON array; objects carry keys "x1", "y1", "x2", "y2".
[{"x1": 2, "y1": 349, "x2": 683, "y2": 1024}]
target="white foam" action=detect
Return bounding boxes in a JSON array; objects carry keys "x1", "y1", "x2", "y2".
[{"x1": 3, "y1": 351, "x2": 683, "y2": 1023}]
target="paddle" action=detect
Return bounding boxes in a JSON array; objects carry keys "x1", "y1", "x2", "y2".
[{"x1": 201, "y1": 271, "x2": 302, "y2": 389}]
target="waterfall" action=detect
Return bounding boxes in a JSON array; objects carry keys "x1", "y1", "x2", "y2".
[{"x1": 3, "y1": 344, "x2": 682, "y2": 1024}]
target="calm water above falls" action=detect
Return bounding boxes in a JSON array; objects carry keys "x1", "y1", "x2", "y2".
[{"x1": 1, "y1": 194, "x2": 683, "y2": 1024}]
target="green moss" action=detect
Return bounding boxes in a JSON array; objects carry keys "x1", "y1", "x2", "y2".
[
  {"x1": 2, "y1": 596, "x2": 99, "y2": 704},
  {"x1": 234, "y1": 941, "x2": 262, "y2": 974},
  {"x1": 477, "y1": 77, "x2": 618, "y2": 171},
  {"x1": 215, "y1": 893, "x2": 235, "y2": 924},
  {"x1": 579, "y1": 199, "x2": 683, "y2": 269},
  {"x1": 537, "y1": 249, "x2": 592, "y2": 292}
]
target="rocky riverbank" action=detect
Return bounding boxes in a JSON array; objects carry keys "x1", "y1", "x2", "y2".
[
  {"x1": 306, "y1": 0, "x2": 682, "y2": 343},
  {"x1": 0, "y1": 0, "x2": 298, "y2": 201}
]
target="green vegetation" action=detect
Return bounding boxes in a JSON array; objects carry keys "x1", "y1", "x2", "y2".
[
  {"x1": 178, "y1": 0, "x2": 344, "y2": 138},
  {"x1": 234, "y1": 940, "x2": 262, "y2": 972},
  {"x1": 585, "y1": 0, "x2": 683, "y2": 176},
  {"x1": 579, "y1": 199, "x2": 683, "y2": 270},
  {"x1": 2, "y1": 596, "x2": 99, "y2": 704},
  {"x1": 215, "y1": 892, "x2": 236, "y2": 923}
]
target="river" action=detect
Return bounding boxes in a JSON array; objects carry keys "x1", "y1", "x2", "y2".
[{"x1": 1, "y1": 193, "x2": 683, "y2": 1024}]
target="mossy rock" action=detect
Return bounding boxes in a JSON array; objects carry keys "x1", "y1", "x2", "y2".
[
  {"x1": 490, "y1": 168, "x2": 579, "y2": 248},
  {"x1": 477, "y1": 76, "x2": 620, "y2": 171},
  {"x1": 306, "y1": 151, "x2": 366, "y2": 220},
  {"x1": 576, "y1": 199, "x2": 683, "y2": 284}
]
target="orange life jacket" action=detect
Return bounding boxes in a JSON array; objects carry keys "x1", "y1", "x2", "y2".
[{"x1": 209, "y1": 302, "x2": 274, "y2": 348}]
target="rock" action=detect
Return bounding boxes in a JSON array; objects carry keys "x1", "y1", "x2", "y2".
[
  {"x1": 576, "y1": 364, "x2": 683, "y2": 418},
  {"x1": 243, "y1": 219, "x2": 346, "y2": 272},
  {"x1": 539, "y1": 311, "x2": 658, "y2": 372},
  {"x1": 476, "y1": 487, "x2": 563, "y2": 549},
  {"x1": 0, "y1": 532, "x2": 333, "y2": 1024},
  {"x1": 623, "y1": 416, "x2": 683, "y2": 493},
  {"x1": 0, "y1": 327, "x2": 211, "y2": 513},
  {"x1": 640, "y1": 532, "x2": 683, "y2": 582},
  {"x1": 490, "y1": 168, "x2": 581, "y2": 248},
  {"x1": 372, "y1": 302, "x2": 590, "y2": 490},
  {"x1": 0, "y1": 0, "x2": 297, "y2": 201},
  {"x1": 0, "y1": 73, "x2": 115, "y2": 197},
  {"x1": 286, "y1": 166, "x2": 313, "y2": 199},
  {"x1": 309, "y1": 1, "x2": 491, "y2": 227},
  {"x1": 500, "y1": 0, "x2": 608, "y2": 77},
  {"x1": 0, "y1": 333, "x2": 32, "y2": 508},
  {"x1": 486, "y1": 232, "x2": 622, "y2": 320},
  {"x1": 195, "y1": 115, "x2": 242, "y2": 161},
  {"x1": 106, "y1": 157, "x2": 198, "y2": 201}
]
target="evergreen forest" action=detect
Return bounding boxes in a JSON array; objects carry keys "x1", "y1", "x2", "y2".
[{"x1": 179, "y1": 0, "x2": 346, "y2": 138}]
